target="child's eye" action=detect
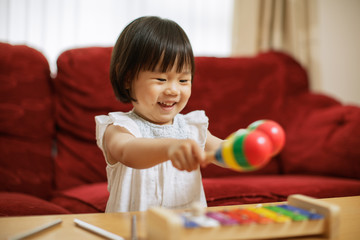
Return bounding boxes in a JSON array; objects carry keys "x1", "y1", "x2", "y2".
[
  {"x1": 180, "y1": 79, "x2": 189, "y2": 83},
  {"x1": 157, "y1": 78, "x2": 166, "y2": 82}
]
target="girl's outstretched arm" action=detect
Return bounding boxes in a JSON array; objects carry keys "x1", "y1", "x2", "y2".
[{"x1": 103, "y1": 124, "x2": 205, "y2": 172}]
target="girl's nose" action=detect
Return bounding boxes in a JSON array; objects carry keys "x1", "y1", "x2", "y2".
[{"x1": 164, "y1": 82, "x2": 180, "y2": 95}]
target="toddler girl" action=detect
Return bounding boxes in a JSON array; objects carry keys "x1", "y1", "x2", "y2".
[{"x1": 95, "y1": 16, "x2": 222, "y2": 212}]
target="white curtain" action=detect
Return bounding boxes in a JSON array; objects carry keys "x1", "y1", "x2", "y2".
[
  {"x1": 0, "y1": 0, "x2": 234, "y2": 73},
  {"x1": 232, "y1": 0, "x2": 320, "y2": 90}
]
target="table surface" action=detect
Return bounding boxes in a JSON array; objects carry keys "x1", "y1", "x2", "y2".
[{"x1": 0, "y1": 195, "x2": 359, "y2": 240}]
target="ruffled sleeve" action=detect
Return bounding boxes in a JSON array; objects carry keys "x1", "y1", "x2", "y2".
[
  {"x1": 95, "y1": 111, "x2": 141, "y2": 152},
  {"x1": 183, "y1": 110, "x2": 209, "y2": 149}
]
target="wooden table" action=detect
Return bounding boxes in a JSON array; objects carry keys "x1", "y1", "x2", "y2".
[{"x1": 0, "y1": 195, "x2": 359, "y2": 240}]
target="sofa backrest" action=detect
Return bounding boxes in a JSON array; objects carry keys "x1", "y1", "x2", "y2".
[
  {"x1": 0, "y1": 43, "x2": 54, "y2": 199},
  {"x1": 53, "y1": 47, "x2": 132, "y2": 190}
]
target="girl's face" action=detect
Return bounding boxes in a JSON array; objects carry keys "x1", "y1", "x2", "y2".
[{"x1": 130, "y1": 62, "x2": 192, "y2": 125}]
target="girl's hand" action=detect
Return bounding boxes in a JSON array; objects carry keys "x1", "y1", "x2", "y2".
[{"x1": 168, "y1": 139, "x2": 205, "y2": 172}]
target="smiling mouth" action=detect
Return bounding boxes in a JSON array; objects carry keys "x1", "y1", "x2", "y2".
[{"x1": 158, "y1": 102, "x2": 176, "y2": 108}]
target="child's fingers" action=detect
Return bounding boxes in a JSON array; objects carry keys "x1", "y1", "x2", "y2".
[
  {"x1": 172, "y1": 152, "x2": 188, "y2": 171},
  {"x1": 171, "y1": 146, "x2": 193, "y2": 172},
  {"x1": 172, "y1": 159, "x2": 183, "y2": 171},
  {"x1": 183, "y1": 145, "x2": 196, "y2": 171},
  {"x1": 180, "y1": 151, "x2": 194, "y2": 172},
  {"x1": 175, "y1": 140, "x2": 199, "y2": 172},
  {"x1": 169, "y1": 139, "x2": 204, "y2": 172}
]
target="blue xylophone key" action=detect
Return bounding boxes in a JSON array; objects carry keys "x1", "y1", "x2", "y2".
[
  {"x1": 181, "y1": 216, "x2": 199, "y2": 228},
  {"x1": 181, "y1": 213, "x2": 220, "y2": 228},
  {"x1": 277, "y1": 205, "x2": 324, "y2": 220}
]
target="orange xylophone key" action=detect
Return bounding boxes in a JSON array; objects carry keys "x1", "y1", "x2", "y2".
[
  {"x1": 221, "y1": 210, "x2": 254, "y2": 224},
  {"x1": 222, "y1": 209, "x2": 273, "y2": 224},
  {"x1": 233, "y1": 209, "x2": 273, "y2": 224}
]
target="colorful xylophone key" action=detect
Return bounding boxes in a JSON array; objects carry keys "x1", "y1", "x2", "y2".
[
  {"x1": 206, "y1": 212, "x2": 238, "y2": 225},
  {"x1": 220, "y1": 210, "x2": 255, "y2": 225},
  {"x1": 247, "y1": 206, "x2": 292, "y2": 223},
  {"x1": 263, "y1": 205, "x2": 308, "y2": 221},
  {"x1": 182, "y1": 212, "x2": 220, "y2": 228},
  {"x1": 277, "y1": 204, "x2": 324, "y2": 220},
  {"x1": 222, "y1": 209, "x2": 273, "y2": 224}
]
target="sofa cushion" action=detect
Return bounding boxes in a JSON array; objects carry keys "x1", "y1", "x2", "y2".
[
  {"x1": 0, "y1": 43, "x2": 54, "y2": 199},
  {"x1": 203, "y1": 175, "x2": 360, "y2": 207},
  {"x1": 282, "y1": 104, "x2": 360, "y2": 179},
  {"x1": 54, "y1": 47, "x2": 132, "y2": 190},
  {"x1": 0, "y1": 192, "x2": 70, "y2": 216},
  {"x1": 51, "y1": 182, "x2": 108, "y2": 213}
]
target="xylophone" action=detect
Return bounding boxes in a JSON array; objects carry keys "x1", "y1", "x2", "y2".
[
  {"x1": 207, "y1": 120, "x2": 286, "y2": 172},
  {"x1": 146, "y1": 195, "x2": 340, "y2": 240}
]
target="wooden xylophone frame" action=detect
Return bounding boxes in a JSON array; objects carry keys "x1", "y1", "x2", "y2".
[{"x1": 146, "y1": 194, "x2": 340, "y2": 240}]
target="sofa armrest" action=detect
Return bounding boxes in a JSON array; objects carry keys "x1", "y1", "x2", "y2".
[
  {"x1": 282, "y1": 103, "x2": 360, "y2": 179},
  {"x1": 0, "y1": 43, "x2": 54, "y2": 199}
]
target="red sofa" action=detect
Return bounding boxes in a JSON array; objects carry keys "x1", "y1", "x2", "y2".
[{"x1": 1, "y1": 42, "x2": 359, "y2": 216}]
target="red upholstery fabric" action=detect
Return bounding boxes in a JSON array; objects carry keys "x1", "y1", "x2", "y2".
[
  {"x1": 282, "y1": 101, "x2": 360, "y2": 179},
  {"x1": 0, "y1": 43, "x2": 54, "y2": 199},
  {"x1": 51, "y1": 182, "x2": 108, "y2": 213},
  {"x1": 0, "y1": 192, "x2": 70, "y2": 216},
  {"x1": 186, "y1": 54, "x2": 290, "y2": 138},
  {"x1": 203, "y1": 175, "x2": 360, "y2": 207},
  {"x1": 54, "y1": 47, "x2": 132, "y2": 190}
]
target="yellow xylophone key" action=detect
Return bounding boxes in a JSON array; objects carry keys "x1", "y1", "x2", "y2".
[{"x1": 248, "y1": 207, "x2": 291, "y2": 223}]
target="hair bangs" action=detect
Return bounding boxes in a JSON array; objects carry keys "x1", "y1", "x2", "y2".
[{"x1": 140, "y1": 19, "x2": 194, "y2": 76}]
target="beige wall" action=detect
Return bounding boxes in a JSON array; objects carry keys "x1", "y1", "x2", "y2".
[
  {"x1": 232, "y1": 0, "x2": 360, "y2": 105},
  {"x1": 317, "y1": 0, "x2": 360, "y2": 105}
]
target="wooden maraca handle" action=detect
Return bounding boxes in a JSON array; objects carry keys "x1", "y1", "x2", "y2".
[{"x1": 205, "y1": 151, "x2": 225, "y2": 167}]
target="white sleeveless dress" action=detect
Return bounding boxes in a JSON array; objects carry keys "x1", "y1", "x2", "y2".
[{"x1": 95, "y1": 110, "x2": 208, "y2": 212}]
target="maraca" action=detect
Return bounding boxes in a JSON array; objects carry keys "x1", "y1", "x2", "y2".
[{"x1": 207, "y1": 120, "x2": 285, "y2": 171}]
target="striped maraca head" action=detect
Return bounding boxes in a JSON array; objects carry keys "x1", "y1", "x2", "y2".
[{"x1": 214, "y1": 120, "x2": 285, "y2": 171}]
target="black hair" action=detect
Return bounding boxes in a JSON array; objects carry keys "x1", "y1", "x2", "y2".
[{"x1": 110, "y1": 16, "x2": 195, "y2": 103}]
